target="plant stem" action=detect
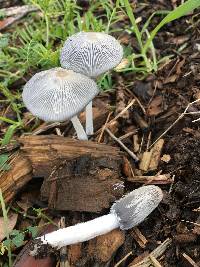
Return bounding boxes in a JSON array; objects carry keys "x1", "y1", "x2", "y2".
[{"x1": 123, "y1": 0, "x2": 150, "y2": 71}]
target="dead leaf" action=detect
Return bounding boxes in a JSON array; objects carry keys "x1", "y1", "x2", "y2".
[
  {"x1": 115, "y1": 58, "x2": 129, "y2": 71},
  {"x1": 147, "y1": 95, "x2": 163, "y2": 116},
  {"x1": 0, "y1": 211, "x2": 18, "y2": 241},
  {"x1": 176, "y1": 58, "x2": 185, "y2": 75},
  {"x1": 163, "y1": 74, "x2": 177, "y2": 84}
]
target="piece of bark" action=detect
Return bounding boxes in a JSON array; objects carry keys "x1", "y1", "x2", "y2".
[
  {"x1": 139, "y1": 151, "x2": 153, "y2": 172},
  {"x1": 68, "y1": 243, "x2": 82, "y2": 267},
  {"x1": 133, "y1": 134, "x2": 140, "y2": 153},
  {"x1": 174, "y1": 233, "x2": 197, "y2": 243},
  {"x1": 149, "y1": 139, "x2": 164, "y2": 170},
  {"x1": 131, "y1": 227, "x2": 148, "y2": 248},
  {"x1": 19, "y1": 135, "x2": 124, "y2": 212},
  {"x1": 41, "y1": 154, "x2": 124, "y2": 212},
  {"x1": 19, "y1": 135, "x2": 122, "y2": 177},
  {"x1": 88, "y1": 229, "x2": 125, "y2": 262},
  {"x1": 0, "y1": 152, "x2": 32, "y2": 203}
]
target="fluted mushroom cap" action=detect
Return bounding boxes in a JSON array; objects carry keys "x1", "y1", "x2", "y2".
[
  {"x1": 22, "y1": 68, "x2": 99, "y2": 122},
  {"x1": 110, "y1": 185, "x2": 163, "y2": 230},
  {"x1": 60, "y1": 31, "x2": 123, "y2": 78}
]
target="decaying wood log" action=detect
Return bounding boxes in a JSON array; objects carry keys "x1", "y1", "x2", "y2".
[
  {"x1": 0, "y1": 152, "x2": 32, "y2": 203},
  {"x1": 19, "y1": 135, "x2": 122, "y2": 176},
  {"x1": 19, "y1": 135, "x2": 124, "y2": 212}
]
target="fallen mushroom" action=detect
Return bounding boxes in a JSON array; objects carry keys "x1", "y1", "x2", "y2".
[
  {"x1": 60, "y1": 31, "x2": 123, "y2": 135},
  {"x1": 30, "y1": 185, "x2": 163, "y2": 256},
  {"x1": 22, "y1": 68, "x2": 99, "y2": 140}
]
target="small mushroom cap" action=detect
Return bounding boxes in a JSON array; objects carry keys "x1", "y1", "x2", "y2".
[
  {"x1": 60, "y1": 31, "x2": 123, "y2": 77},
  {"x1": 110, "y1": 185, "x2": 163, "y2": 230},
  {"x1": 22, "y1": 68, "x2": 99, "y2": 122}
]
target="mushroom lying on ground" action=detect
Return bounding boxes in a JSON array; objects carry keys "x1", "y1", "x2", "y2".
[
  {"x1": 30, "y1": 185, "x2": 163, "y2": 257},
  {"x1": 22, "y1": 68, "x2": 99, "y2": 140},
  {"x1": 60, "y1": 31, "x2": 123, "y2": 135}
]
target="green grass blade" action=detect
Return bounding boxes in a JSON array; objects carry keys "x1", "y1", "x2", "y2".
[
  {"x1": 122, "y1": 0, "x2": 143, "y2": 50},
  {"x1": 1, "y1": 124, "x2": 20, "y2": 146},
  {"x1": 143, "y1": 0, "x2": 200, "y2": 53}
]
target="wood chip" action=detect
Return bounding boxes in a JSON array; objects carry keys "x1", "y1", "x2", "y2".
[
  {"x1": 131, "y1": 227, "x2": 148, "y2": 248},
  {"x1": 127, "y1": 174, "x2": 172, "y2": 184},
  {"x1": 149, "y1": 139, "x2": 164, "y2": 171},
  {"x1": 133, "y1": 134, "x2": 140, "y2": 153},
  {"x1": 68, "y1": 243, "x2": 82, "y2": 267},
  {"x1": 139, "y1": 151, "x2": 153, "y2": 171},
  {"x1": 88, "y1": 229, "x2": 125, "y2": 262}
]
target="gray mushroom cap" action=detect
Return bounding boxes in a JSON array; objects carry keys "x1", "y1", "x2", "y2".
[
  {"x1": 22, "y1": 68, "x2": 99, "y2": 122},
  {"x1": 110, "y1": 185, "x2": 163, "y2": 230},
  {"x1": 60, "y1": 31, "x2": 123, "y2": 78}
]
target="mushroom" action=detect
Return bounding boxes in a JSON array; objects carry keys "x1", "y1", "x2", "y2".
[
  {"x1": 30, "y1": 185, "x2": 163, "y2": 256},
  {"x1": 60, "y1": 31, "x2": 123, "y2": 135},
  {"x1": 22, "y1": 68, "x2": 99, "y2": 140}
]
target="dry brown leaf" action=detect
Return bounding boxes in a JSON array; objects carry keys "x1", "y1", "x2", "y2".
[
  {"x1": 0, "y1": 212, "x2": 18, "y2": 241},
  {"x1": 147, "y1": 96, "x2": 163, "y2": 116},
  {"x1": 176, "y1": 58, "x2": 185, "y2": 75},
  {"x1": 163, "y1": 74, "x2": 177, "y2": 84}
]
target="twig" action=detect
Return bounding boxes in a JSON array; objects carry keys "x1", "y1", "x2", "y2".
[
  {"x1": 96, "y1": 99, "x2": 136, "y2": 136},
  {"x1": 105, "y1": 128, "x2": 139, "y2": 162},
  {"x1": 0, "y1": 5, "x2": 38, "y2": 30},
  {"x1": 182, "y1": 253, "x2": 199, "y2": 267},
  {"x1": 129, "y1": 238, "x2": 172, "y2": 267},
  {"x1": 125, "y1": 87, "x2": 146, "y2": 115},
  {"x1": 149, "y1": 255, "x2": 163, "y2": 267},
  {"x1": 108, "y1": 99, "x2": 135, "y2": 126},
  {"x1": 114, "y1": 251, "x2": 133, "y2": 267},
  {"x1": 0, "y1": 5, "x2": 38, "y2": 16},
  {"x1": 149, "y1": 99, "x2": 200, "y2": 149},
  {"x1": 98, "y1": 112, "x2": 112, "y2": 143},
  {"x1": 118, "y1": 130, "x2": 138, "y2": 141}
]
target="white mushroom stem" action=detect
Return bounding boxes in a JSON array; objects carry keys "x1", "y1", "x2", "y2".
[
  {"x1": 71, "y1": 115, "x2": 88, "y2": 140},
  {"x1": 36, "y1": 213, "x2": 119, "y2": 250},
  {"x1": 85, "y1": 101, "x2": 94, "y2": 135}
]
